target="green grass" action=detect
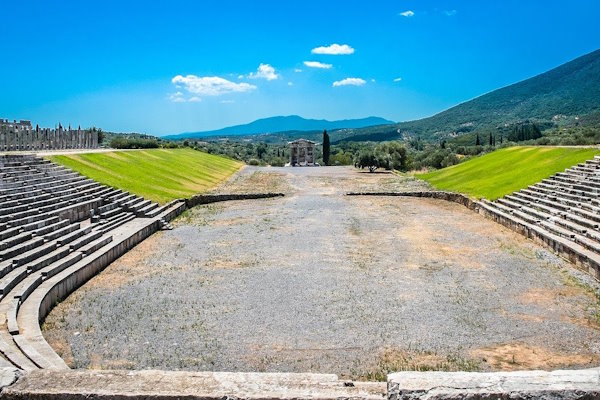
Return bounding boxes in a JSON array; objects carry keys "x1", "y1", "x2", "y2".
[
  {"x1": 418, "y1": 146, "x2": 600, "y2": 200},
  {"x1": 49, "y1": 149, "x2": 242, "y2": 204}
]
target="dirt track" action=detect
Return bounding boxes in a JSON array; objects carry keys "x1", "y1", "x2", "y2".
[{"x1": 43, "y1": 166, "x2": 600, "y2": 379}]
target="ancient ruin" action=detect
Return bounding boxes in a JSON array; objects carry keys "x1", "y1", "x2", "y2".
[
  {"x1": 0, "y1": 119, "x2": 98, "y2": 151},
  {"x1": 0, "y1": 154, "x2": 599, "y2": 398},
  {"x1": 288, "y1": 139, "x2": 316, "y2": 166}
]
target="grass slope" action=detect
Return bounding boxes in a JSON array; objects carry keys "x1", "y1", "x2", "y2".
[
  {"x1": 49, "y1": 149, "x2": 242, "y2": 204},
  {"x1": 419, "y1": 146, "x2": 600, "y2": 200}
]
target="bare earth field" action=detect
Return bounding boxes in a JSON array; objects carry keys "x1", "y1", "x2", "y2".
[{"x1": 43, "y1": 166, "x2": 600, "y2": 380}]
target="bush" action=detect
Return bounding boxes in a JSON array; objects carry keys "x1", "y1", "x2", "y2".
[
  {"x1": 109, "y1": 137, "x2": 160, "y2": 149},
  {"x1": 247, "y1": 158, "x2": 260, "y2": 166}
]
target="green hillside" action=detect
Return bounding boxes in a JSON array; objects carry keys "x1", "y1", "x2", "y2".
[
  {"x1": 49, "y1": 149, "x2": 242, "y2": 204},
  {"x1": 339, "y1": 49, "x2": 600, "y2": 143},
  {"x1": 418, "y1": 146, "x2": 600, "y2": 200}
]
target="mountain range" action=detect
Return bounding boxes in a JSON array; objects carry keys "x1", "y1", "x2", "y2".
[
  {"x1": 164, "y1": 116, "x2": 394, "y2": 139},
  {"x1": 336, "y1": 48, "x2": 600, "y2": 142},
  {"x1": 165, "y1": 48, "x2": 600, "y2": 143}
]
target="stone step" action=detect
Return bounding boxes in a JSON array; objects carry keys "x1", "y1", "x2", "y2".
[
  {"x1": 12, "y1": 274, "x2": 43, "y2": 304},
  {"x1": 20, "y1": 216, "x2": 60, "y2": 232},
  {"x1": 97, "y1": 202, "x2": 118, "y2": 214},
  {"x1": 553, "y1": 217, "x2": 589, "y2": 235},
  {"x1": 41, "y1": 251, "x2": 83, "y2": 279},
  {"x1": 539, "y1": 221, "x2": 576, "y2": 239},
  {"x1": 99, "y1": 207, "x2": 124, "y2": 219},
  {"x1": 99, "y1": 214, "x2": 136, "y2": 234},
  {"x1": 505, "y1": 194, "x2": 530, "y2": 206},
  {"x1": 80, "y1": 236, "x2": 113, "y2": 256},
  {"x1": 57, "y1": 226, "x2": 92, "y2": 246},
  {"x1": 11, "y1": 241, "x2": 58, "y2": 267},
  {"x1": 575, "y1": 235, "x2": 600, "y2": 254},
  {"x1": 6, "y1": 297, "x2": 21, "y2": 335},
  {"x1": 518, "y1": 205, "x2": 551, "y2": 221},
  {"x1": 105, "y1": 191, "x2": 129, "y2": 203},
  {"x1": 0, "y1": 226, "x2": 22, "y2": 242},
  {"x1": 0, "y1": 267, "x2": 28, "y2": 296},
  {"x1": 30, "y1": 219, "x2": 70, "y2": 238},
  {"x1": 0, "y1": 232, "x2": 32, "y2": 252},
  {"x1": 130, "y1": 199, "x2": 152, "y2": 212},
  {"x1": 0, "y1": 238, "x2": 45, "y2": 262},
  {"x1": 564, "y1": 212, "x2": 599, "y2": 229},
  {"x1": 5, "y1": 212, "x2": 47, "y2": 228},
  {"x1": 0, "y1": 204, "x2": 30, "y2": 216},
  {"x1": 69, "y1": 231, "x2": 103, "y2": 251},
  {"x1": 136, "y1": 202, "x2": 159, "y2": 216},
  {"x1": 26, "y1": 246, "x2": 71, "y2": 274},
  {"x1": 42, "y1": 223, "x2": 80, "y2": 242}
]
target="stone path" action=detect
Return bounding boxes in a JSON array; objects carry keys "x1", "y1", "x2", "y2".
[{"x1": 43, "y1": 167, "x2": 600, "y2": 379}]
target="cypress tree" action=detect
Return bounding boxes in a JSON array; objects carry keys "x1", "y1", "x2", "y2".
[
  {"x1": 475, "y1": 133, "x2": 480, "y2": 146},
  {"x1": 489, "y1": 132, "x2": 493, "y2": 146},
  {"x1": 323, "y1": 129, "x2": 330, "y2": 166}
]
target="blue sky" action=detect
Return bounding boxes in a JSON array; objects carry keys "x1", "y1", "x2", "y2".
[{"x1": 1, "y1": 1, "x2": 599, "y2": 136}]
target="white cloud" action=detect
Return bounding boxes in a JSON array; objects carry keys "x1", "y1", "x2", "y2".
[
  {"x1": 188, "y1": 96, "x2": 201, "y2": 102},
  {"x1": 247, "y1": 63, "x2": 280, "y2": 80},
  {"x1": 303, "y1": 61, "x2": 333, "y2": 69},
  {"x1": 444, "y1": 9, "x2": 457, "y2": 16},
  {"x1": 399, "y1": 10, "x2": 415, "y2": 17},
  {"x1": 294, "y1": 68, "x2": 303, "y2": 73},
  {"x1": 220, "y1": 100, "x2": 235, "y2": 104},
  {"x1": 288, "y1": 81, "x2": 293, "y2": 86},
  {"x1": 168, "y1": 92, "x2": 186, "y2": 103},
  {"x1": 332, "y1": 78, "x2": 366, "y2": 87},
  {"x1": 311, "y1": 43, "x2": 355, "y2": 55},
  {"x1": 172, "y1": 75, "x2": 256, "y2": 97},
  {"x1": 393, "y1": 77, "x2": 403, "y2": 82}
]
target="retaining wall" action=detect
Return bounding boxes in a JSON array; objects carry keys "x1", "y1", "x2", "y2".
[{"x1": 186, "y1": 193, "x2": 285, "y2": 208}]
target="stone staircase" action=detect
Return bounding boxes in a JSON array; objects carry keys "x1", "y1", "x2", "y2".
[
  {"x1": 479, "y1": 155, "x2": 600, "y2": 280},
  {"x1": 0, "y1": 154, "x2": 185, "y2": 370}
]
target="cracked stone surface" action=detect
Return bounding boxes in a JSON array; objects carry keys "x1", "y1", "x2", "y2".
[
  {"x1": 388, "y1": 369, "x2": 600, "y2": 399},
  {"x1": 2, "y1": 370, "x2": 386, "y2": 400}
]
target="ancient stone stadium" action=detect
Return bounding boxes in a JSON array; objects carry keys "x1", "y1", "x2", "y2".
[
  {"x1": 0, "y1": 145, "x2": 598, "y2": 398},
  {"x1": 2, "y1": 5, "x2": 600, "y2": 396}
]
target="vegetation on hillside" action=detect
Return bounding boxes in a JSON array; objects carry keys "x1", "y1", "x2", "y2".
[
  {"x1": 419, "y1": 147, "x2": 600, "y2": 200},
  {"x1": 49, "y1": 149, "x2": 242, "y2": 204},
  {"x1": 331, "y1": 49, "x2": 600, "y2": 144}
]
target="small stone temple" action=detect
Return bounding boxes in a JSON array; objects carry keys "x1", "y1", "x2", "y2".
[
  {"x1": 0, "y1": 118, "x2": 99, "y2": 151},
  {"x1": 288, "y1": 139, "x2": 316, "y2": 166}
]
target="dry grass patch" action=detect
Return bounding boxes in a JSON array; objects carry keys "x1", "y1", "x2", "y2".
[
  {"x1": 471, "y1": 343, "x2": 599, "y2": 371},
  {"x1": 356, "y1": 348, "x2": 480, "y2": 381}
]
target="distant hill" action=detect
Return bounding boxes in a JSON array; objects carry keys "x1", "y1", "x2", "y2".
[
  {"x1": 338, "y1": 48, "x2": 600, "y2": 143},
  {"x1": 165, "y1": 115, "x2": 394, "y2": 139}
]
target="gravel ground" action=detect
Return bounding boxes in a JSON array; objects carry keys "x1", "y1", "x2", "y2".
[{"x1": 43, "y1": 167, "x2": 600, "y2": 379}]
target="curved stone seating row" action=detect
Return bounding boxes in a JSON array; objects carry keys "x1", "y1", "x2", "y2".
[
  {"x1": 481, "y1": 155, "x2": 600, "y2": 280},
  {"x1": 0, "y1": 155, "x2": 186, "y2": 368}
]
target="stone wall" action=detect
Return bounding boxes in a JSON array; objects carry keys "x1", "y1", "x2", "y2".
[
  {"x1": 0, "y1": 368, "x2": 598, "y2": 399},
  {"x1": 186, "y1": 193, "x2": 285, "y2": 208}
]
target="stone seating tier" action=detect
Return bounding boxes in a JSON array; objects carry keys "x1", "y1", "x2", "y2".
[
  {"x1": 0, "y1": 155, "x2": 185, "y2": 370},
  {"x1": 488, "y1": 158, "x2": 600, "y2": 268}
]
